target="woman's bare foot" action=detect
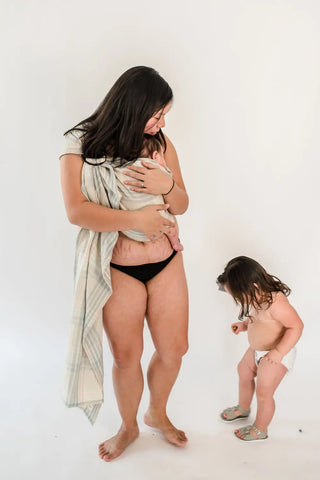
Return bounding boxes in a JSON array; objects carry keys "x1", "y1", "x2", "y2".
[
  {"x1": 144, "y1": 410, "x2": 187, "y2": 446},
  {"x1": 98, "y1": 425, "x2": 139, "y2": 462}
]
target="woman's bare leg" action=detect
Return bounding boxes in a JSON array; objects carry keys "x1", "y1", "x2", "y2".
[
  {"x1": 98, "y1": 268, "x2": 147, "y2": 462},
  {"x1": 144, "y1": 252, "x2": 189, "y2": 446}
]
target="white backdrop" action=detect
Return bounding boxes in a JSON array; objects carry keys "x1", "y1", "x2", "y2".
[{"x1": 1, "y1": 1, "x2": 319, "y2": 479}]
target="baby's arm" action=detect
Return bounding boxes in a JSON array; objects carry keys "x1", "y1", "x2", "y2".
[{"x1": 265, "y1": 297, "x2": 304, "y2": 364}]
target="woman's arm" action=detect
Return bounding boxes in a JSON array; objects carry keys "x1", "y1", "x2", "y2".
[
  {"x1": 161, "y1": 134, "x2": 189, "y2": 215},
  {"x1": 60, "y1": 154, "x2": 174, "y2": 236},
  {"x1": 123, "y1": 135, "x2": 188, "y2": 215}
]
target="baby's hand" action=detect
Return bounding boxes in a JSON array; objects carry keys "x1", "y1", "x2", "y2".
[
  {"x1": 263, "y1": 349, "x2": 283, "y2": 365},
  {"x1": 231, "y1": 322, "x2": 246, "y2": 334}
]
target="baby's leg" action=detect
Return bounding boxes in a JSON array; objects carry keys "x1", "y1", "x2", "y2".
[
  {"x1": 254, "y1": 357, "x2": 287, "y2": 432},
  {"x1": 165, "y1": 225, "x2": 183, "y2": 252},
  {"x1": 237, "y1": 347, "x2": 257, "y2": 411},
  {"x1": 159, "y1": 211, "x2": 183, "y2": 251}
]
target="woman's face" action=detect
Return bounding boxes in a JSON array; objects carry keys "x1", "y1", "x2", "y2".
[{"x1": 144, "y1": 103, "x2": 171, "y2": 135}]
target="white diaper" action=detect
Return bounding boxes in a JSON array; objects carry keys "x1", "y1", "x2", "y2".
[{"x1": 254, "y1": 347, "x2": 297, "y2": 374}]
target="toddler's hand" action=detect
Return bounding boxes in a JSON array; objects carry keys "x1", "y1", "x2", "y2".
[
  {"x1": 231, "y1": 322, "x2": 246, "y2": 334},
  {"x1": 263, "y1": 349, "x2": 283, "y2": 365}
]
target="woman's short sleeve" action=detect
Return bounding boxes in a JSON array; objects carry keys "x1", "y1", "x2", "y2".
[{"x1": 59, "y1": 130, "x2": 83, "y2": 159}]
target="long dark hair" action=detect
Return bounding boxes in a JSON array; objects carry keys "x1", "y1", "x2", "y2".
[
  {"x1": 217, "y1": 256, "x2": 291, "y2": 319},
  {"x1": 64, "y1": 66, "x2": 173, "y2": 166}
]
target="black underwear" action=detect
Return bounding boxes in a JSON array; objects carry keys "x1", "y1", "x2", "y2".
[{"x1": 110, "y1": 250, "x2": 177, "y2": 284}]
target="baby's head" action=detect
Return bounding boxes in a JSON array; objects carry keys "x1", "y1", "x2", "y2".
[
  {"x1": 141, "y1": 134, "x2": 165, "y2": 164},
  {"x1": 217, "y1": 256, "x2": 291, "y2": 319}
]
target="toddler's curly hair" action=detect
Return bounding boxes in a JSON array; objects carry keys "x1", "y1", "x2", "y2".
[{"x1": 217, "y1": 256, "x2": 291, "y2": 319}]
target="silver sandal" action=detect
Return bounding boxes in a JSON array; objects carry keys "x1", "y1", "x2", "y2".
[
  {"x1": 220, "y1": 404, "x2": 251, "y2": 422},
  {"x1": 234, "y1": 424, "x2": 268, "y2": 441}
]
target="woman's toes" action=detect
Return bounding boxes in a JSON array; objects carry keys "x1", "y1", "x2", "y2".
[{"x1": 103, "y1": 453, "x2": 112, "y2": 462}]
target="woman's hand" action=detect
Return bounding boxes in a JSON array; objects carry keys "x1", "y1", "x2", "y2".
[
  {"x1": 124, "y1": 161, "x2": 173, "y2": 195},
  {"x1": 231, "y1": 322, "x2": 247, "y2": 334},
  {"x1": 135, "y1": 204, "x2": 175, "y2": 241}
]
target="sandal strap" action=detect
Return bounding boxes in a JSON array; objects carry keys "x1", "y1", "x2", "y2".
[
  {"x1": 225, "y1": 405, "x2": 250, "y2": 415},
  {"x1": 252, "y1": 424, "x2": 267, "y2": 436},
  {"x1": 224, "y1": 405, "x2": 237, "y2": 413},
  {"x1": 237, "y1": 425, "x2": 252, "y2": 435},
  {"x1": 223, "y1": 404, "x2": 250, "y2": 418},
  {"x1": 236, "y1": 404, "x2": 251, "y2": 415}
]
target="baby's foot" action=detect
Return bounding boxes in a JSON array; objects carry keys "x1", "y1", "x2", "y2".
[
  {"x1": 144, "y1": 410, "x2": 187, "y2": 446},
  {"x1": 171, "y1": 241, "x2": 184, "y2": 252},
  {"x1": 98, "y1": 426, "x2": 139, "y2": 462},
  {"x1": 174, "y1": 243, "x2": 184, "y2": 252}
]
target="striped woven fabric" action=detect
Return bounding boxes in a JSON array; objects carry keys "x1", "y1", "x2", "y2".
[
  {"x1": 114, "y1": 158, "x2": 174, "y2": 241},
  {"x1": 60, "y1": 131, "x2": 121, "y2": 423},
  {"x1": 61, "y1": 137, "x2": 120, "y2": 423},
  {"x1": 60, "y1": 131, "x2": 173, "y2": 424}
]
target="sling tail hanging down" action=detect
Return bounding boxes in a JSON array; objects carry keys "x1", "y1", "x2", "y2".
[{"x1": 63, "y1": 159, "x2": 120, "y2": 424}]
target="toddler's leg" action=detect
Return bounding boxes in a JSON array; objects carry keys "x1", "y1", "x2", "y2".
[
  {"x1": 237, "y1": 347, "x2": 257, "y2": 411},
  {"x1": 254, "y1": 357, "x2": 287, "y2": 432},
  {"x1": 221, "y1": 347, "x2": 256, "y2": 420}
]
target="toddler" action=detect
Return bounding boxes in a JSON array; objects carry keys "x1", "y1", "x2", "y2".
[{"x1": 217, "y1": 256, "x2": 304, "y2": 441}]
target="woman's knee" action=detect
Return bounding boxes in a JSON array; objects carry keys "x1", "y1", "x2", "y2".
[
  {"x1": 158, "y1": 341, "x2": 189, "y2": 365},
  {"x1": 179, "y1": 341, "x2": 189, "y2": 358},
  {"x1": 112, "y1": 346, "x2": 143, "y2": 370}
]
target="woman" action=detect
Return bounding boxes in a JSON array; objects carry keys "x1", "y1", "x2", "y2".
[{"x1": 60, "y1": 66, "x2": 189, "y2": 462}]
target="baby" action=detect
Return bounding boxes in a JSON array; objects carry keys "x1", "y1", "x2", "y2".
[
  {"x1": 114, "y1": 135, "x2": 183, "y2": 251},
  {"x1": 217, "y1": 256, "x2": 304, "y2": 441}
]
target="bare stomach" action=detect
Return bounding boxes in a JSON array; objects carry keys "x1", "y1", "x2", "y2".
[
  {"x1": 247, "y1": 323, "x2": 285, "y2": 351},
  {"x1": 111, "y1": 232, "x2": 174, "y2": 265}
]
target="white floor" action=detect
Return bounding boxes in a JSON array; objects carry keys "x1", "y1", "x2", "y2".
[{"x1": 1, "y1": 325, "x2": 319, "y2": 480}]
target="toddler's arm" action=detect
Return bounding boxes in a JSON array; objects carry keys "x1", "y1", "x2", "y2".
[
  {"x1": 265, "y1": 298, "x2": 304, "y2": 363},
  {"x1": 231, "y1": 318, "x2": 250, "y2": 334}
]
